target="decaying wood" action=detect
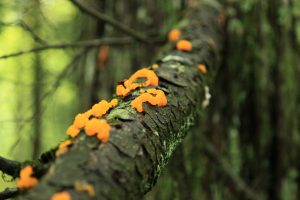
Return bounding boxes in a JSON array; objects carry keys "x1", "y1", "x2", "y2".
[{"x1": 16, "y1": 1, "x2": 223, "y2": 199}]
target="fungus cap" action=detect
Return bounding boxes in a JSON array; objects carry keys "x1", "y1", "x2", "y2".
[
  {"x1": 84, "y1": 118, "x2": 102, "y2": 136},
  {"x1": 66, "y1": 125, "x2": 80, "y2": 138},
  {"x1": 73, "y1": 113, "x2": 89, "y2": 129},
  {"x1": 97, "y1": 119, "x2": 111, "y2": 143},
  {"x1": 91, "y1": 100, "x2": 111, "y2": 117},
  {"x1": 198, "y1": 64, "x2": 207, "y2": 74},
  {"x1": 51, "y1": 192, "x2": 71, "y2": 200},
  {"x1": 17, "y1": 166, "x2": 38, "y2": 189},
  {"x1": 130, "y1": 89, "x2": 167, "y2": 112},
  {"x1": 176, "y1": 40, "x2": 192, "y2": 51},
  {"x1": 168, "y1": 29, "x2": 181, "y2": 41}
]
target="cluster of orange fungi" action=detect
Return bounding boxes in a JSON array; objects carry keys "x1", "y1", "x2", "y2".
[
  {"x1": 61, "y1": 99, "x2": 118, "y2": 150},
  {"x1": 17, "y1": 166, "x2": 38, "y2": 189},
  {"x1": 115, "y1": 68, "x2": 167, "y2": 112},
  {"x1": 168, "y1": 28, "x2": 208, "y2": 74},
  {"x1": 168, "y1": 28, "x2": 193, "y2": 51}
]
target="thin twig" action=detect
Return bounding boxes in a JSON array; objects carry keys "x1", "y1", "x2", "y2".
[
  {"x1": 70, "y1": 0, "x2": 161, "y2": 44},
  {"x1": 0, "y1": 37, "x2": 131, "y2": 60},
  {"x1": 0, "y1": 188, "x2": 19, "y2": 200},
  {"x1": 19, "y1": 20, "x2": 48, "y2": 45},
  {"x1": 0, "y1": 156, "x2": 21, "y2": 178}
]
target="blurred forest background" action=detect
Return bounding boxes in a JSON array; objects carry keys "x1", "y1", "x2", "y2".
[{"x1": 0, "y1": 0, "x2": 300, "y2": 200}]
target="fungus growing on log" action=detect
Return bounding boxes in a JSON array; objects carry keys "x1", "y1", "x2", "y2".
[
  {"x1": 152, "y1": 64, "x2": 159, "y2": 69},
  {"x1": 51, "y1": 192, "x2": 71, "y2": 200},
  {"x1": 116, "y1": 68, "x2": 159, "y2": 97},
  {"x1": 73, "y1": 113, "x2": 89, "y2": 129},
  {"x1": 168, "y1": 28, "x2": 181, "y2": 41},
  {"x1": 176, "y1": 40, "x2": 193, "y2": 51},
  {"x1": 74, "y1": 181, "x2": 95, "y2": 197},
  {"x1": 55, "y1": 140, "x2": 72, "y2": 157},
  {"x1": 198, "y1": 64, "x2": 207, "y2": 74},
  {"x1": 130, "y1": 88, "x2": 167, "y2": 112},
  {"x1": 66, "y1": 125, "x2": 80, "y2": 138},
  {"x1": 17, "y1": 166, "x2": 38, "y2": 189},
  {"x1": 84, "y1": 118, "x2": 111, "y2": 143}
]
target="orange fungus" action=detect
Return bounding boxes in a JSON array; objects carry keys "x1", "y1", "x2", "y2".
[
  {"x1": 66, "y1": 125, "x2": 80, "y2": 138},
  {"x1": 84, "y1": 118, "x2": 102, "y2": 136},
  {"x1": 197, "y1": 64, "x2": 207, "y2": 74},
  {"x1": 91, "y1": 100, "x2": 111, "y2": 117},
  {"x1": 74, "y1": 181, "x2": 95, "y2": 197},
  {"x1": 116, "y1": 68, "x2": 159, "y2": 97},
  {"x1": 176, "y1": 40, "x2": 192, "y2": 51},
  {"x1": 17, "y1": 166, "x2": 38, "y2": 189},
  {"x1": 168, "y1": 29, "x2": 181, "y2": 41},
  {"x1": 84, "y1": 119, "x2": 110, "y2": 143},
  {"x1": 56, "y1": 140, "x2": 72, "y2": 157},
  {"x1": 73, "y1": 113, "x2": 89, "y2": 129},
  {"x1": 152, "y1": 64, "x2": 159, "y2": 69},
  {"x1": 96, "y1": 119, "x2": 111, "y2": 143},
  {"x1": 130, "y1": 89, "x2": 167, "y2": 112},
  {"x1": 110, "y1": 98, "x2": 118, "y2": 107},
  {"x1": 51, "y1": 192, "x2": 71, "y2": 200}
]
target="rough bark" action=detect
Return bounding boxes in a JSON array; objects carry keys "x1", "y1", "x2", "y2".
[{"x1": 16, "y1": 1, "x2": 223, "y2": 199}]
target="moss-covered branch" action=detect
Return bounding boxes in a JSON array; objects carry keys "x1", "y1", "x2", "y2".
[{"x1": 16, "y1": 1, "x2": 223, "y2": 199}]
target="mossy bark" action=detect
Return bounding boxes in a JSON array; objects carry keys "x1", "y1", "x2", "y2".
[{"x1": 17, "y1": 1, "x2": 223, "y2": 199}]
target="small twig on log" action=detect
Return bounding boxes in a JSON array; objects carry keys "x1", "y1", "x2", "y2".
[
  {"x1": 0, "y1": 37, "x2": 131, "y2": 60},
  {"x1": 0, "y1": 156, "x2": 21, "y2": 178},
  {"x1": 0, "y1": 188, "x2": 19, "y2": 200},
  {"x1": 70, "y1": 0, "x2": 162, "y2": 44}
]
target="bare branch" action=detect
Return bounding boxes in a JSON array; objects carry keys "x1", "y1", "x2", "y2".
[
  {"x1": 0, "y1": 37, "x2": 131, "y2": 60},
  {"x1": 70, "y1": 0, "x2": 162, "y2": 44},
  {"x1": 19, "y1": 20, "x2": 48, "y2": 45},
  {"x1": 0, "y1": 188, "x2": 19, "y2": 200},
  {"x1": 0, "y1": 156, "x2": 21, "y2": 178}
]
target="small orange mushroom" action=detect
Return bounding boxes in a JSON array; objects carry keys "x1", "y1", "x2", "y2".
[
  {"x1": 176, "y1": 40, "x2": 192, "y2": 51},
  {"x1": 197, "y1": 64, "x2": 207, "y2": 74},
  {"x1": 17, "y1": 166, "x2": 38, "y2": 189},
  {"x1": 66, "y1": 125, "x2": 80, "y2": 138},
  {"x1": 56, "y1": 140, "x2": 72, "y2": 157},
  {"x1": 130, "y1": 89, "x2": 167, "y2": 112},
  {"x1": 168, "y1": 29, "x2": 181, "y2": 41},
  {"x1": 51, "y1": 192, "x2": 71, "y2": 200}
]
